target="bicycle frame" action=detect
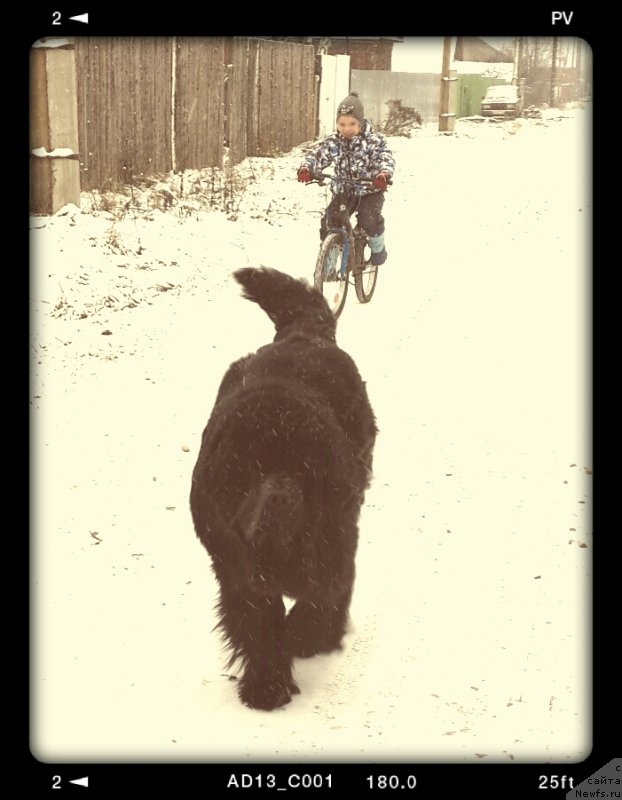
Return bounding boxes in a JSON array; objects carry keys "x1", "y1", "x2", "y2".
[{"x1": 315, "y1": 175, "x2": 373, "y2": 279}]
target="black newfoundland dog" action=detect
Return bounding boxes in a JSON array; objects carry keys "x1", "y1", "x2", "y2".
[{"x1": 190, "y1": 267, "x2": 377, "y2": 710}]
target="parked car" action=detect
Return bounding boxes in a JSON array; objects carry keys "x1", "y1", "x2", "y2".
[{"x1": 481, "y1": 84, "x2": 524, "y2": 119}]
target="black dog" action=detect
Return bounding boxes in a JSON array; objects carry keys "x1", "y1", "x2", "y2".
[{"x1": 190, "y1": 267, "x2": 377, "y2": 710}]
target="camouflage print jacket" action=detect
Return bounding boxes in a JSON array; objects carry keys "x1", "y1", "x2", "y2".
[{"x1": 300, "y1": 120, "x2": 395, "y2": 196}]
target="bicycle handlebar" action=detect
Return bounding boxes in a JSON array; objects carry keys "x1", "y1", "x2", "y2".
[{"x1": 309, "y1": 172, "x2": 393, "y2": 187}]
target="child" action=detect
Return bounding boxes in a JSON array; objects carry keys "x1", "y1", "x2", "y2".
[{"x1": 297, "y1": 92, "x2": 395, "y2": 265}]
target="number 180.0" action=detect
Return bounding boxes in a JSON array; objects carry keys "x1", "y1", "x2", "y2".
[{"x1": 367, "y1": 775, "x2": 417, "y2": 790}]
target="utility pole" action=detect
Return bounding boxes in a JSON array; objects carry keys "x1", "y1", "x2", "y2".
[
  {"x1": 516, "y1": 37, "x2": 525, "y2": 83},
  {"x1": 550, "y1": 36, "x2": 559, "y2": 107},
  {"x1": 575, "y1": 37, "x2": 583, "y2": 100},
  {"x1": 438, "y1": 36, "x2": 456, "y2": 133}
]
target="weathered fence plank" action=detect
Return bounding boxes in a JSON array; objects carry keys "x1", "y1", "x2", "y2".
[
  {"x1": 224, "y1": 38, "x2": 247, "y2": 167},
  {"x1": 257, "y1": 39, "x2": 273, "y2": 155},
  {"x1": 246, "y1": 39, "x2": 260, "y2": 158}
]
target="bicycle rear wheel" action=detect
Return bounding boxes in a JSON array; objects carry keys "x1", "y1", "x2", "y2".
[
  {"x1": 314, "y1": 232, "x2": 349, "y2": 318},
  {"x1": 353, "y1": 240, "x2": 378, "y2": 304}
]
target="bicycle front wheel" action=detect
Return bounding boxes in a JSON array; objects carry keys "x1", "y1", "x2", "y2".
[
  {"x1": 314, "y1": 232, "x2": 349, "y2": 318},
  {"x1": 353, "y1": 256, "x2": 378, "y2": 304}
]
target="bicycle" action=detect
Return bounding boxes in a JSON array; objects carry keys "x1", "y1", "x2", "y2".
[{"x1": 308, "y1": 172, "x2": 391, "y2": 318}]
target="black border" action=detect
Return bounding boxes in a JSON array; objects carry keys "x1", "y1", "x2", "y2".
[{"x1": 20, "y1": 7, "x2": 608, "y2": 797}]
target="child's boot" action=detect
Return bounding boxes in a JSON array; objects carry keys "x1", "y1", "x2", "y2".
[{"x1": 368, "y1": 233, "x2": 388, "y2": 266}]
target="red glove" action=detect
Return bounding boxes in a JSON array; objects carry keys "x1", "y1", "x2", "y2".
[
  {"x1": 297, "y1": 167, "x2": 313, "y2": 183},
  {"x1": 373, "y1": 172, "x2": 389, "y2": 191}
]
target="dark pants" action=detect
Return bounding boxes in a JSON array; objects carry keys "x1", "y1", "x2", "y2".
[{"x1": 320, "y1": 191, "x2": 385, "y2": 240}]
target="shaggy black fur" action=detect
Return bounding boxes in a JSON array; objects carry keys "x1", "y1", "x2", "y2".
[{"x1": 190, "y1": 267, "x2": 377, "y2": 710}]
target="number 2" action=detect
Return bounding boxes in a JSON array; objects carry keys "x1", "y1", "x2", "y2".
[
  {"x1": 52, "y1": 11, "x2": 61, "y2": 25},
  {"x1": 52, "y1": 775, "x2": 61, "y2": 789}
]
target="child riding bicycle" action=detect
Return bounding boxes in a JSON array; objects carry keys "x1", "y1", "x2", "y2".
[{"x1": 297, "y1": 92, "x2": 395, "y2": 266}]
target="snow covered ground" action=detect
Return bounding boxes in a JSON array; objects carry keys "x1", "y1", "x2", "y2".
[{"x1": 30, "y1": 107, "x2": 592, "y2": 764}]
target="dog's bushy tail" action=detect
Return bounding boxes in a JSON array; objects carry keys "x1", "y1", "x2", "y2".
[{"x1": 234, "y1": 267, "x2": 336, "y2": 341}]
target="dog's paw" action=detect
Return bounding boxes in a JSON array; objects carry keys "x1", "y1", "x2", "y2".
[{"x1": 239, "y1": 674, "x2": 299, "y2": 711}]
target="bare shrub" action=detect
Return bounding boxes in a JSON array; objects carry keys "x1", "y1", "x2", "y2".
[{"x1": 380, "y1": 99, "x2": 423, "y2": 137}]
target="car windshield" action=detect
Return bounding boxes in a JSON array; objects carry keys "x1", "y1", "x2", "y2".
[{"x1": 485, "y1": 86, "x2": 518, "y2": 100}]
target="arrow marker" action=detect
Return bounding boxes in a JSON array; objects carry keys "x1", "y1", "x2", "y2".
[
  {"x1": 69, "y1": 13, "x2": 89, "y2": 24},
  {"x1": 69, "y1": 776, "x2": 89, "y2": 787}
]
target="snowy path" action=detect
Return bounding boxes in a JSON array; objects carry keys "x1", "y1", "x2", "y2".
[{"x1": 31, "y1": 109, "x2": 591, "y2": 763}]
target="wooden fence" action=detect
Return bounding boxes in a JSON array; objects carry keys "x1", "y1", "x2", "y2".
[
  {"x1": 73, "y1": 37, "x2": 317, "y2": 192},
  {"x1": 174, "y1": 38, "x2": 225, "y2": 173},
  {"x1": 76, "y1": 38, "x2": 174, "y2": 190}
]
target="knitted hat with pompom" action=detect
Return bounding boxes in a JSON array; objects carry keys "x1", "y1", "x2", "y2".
[{"x1": 336, "y1": 92, "x2": 364, "y2": 124}]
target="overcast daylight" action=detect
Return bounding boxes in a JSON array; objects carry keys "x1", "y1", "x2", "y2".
[{"x1": 30, "y1": 35, "x2": 593, "y2": 773}]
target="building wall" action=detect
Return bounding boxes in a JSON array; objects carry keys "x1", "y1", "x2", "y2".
[{"x1": 320, "y1": 38, "x2": 393, "y2": 71}]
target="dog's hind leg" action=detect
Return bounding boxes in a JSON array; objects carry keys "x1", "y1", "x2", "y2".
[
  {"x1": 216, "y1": 583, "x2": 300, "y2": 710},
  {"x1": 287, "y1": 584, "x2": 354, "y2": 658}
]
